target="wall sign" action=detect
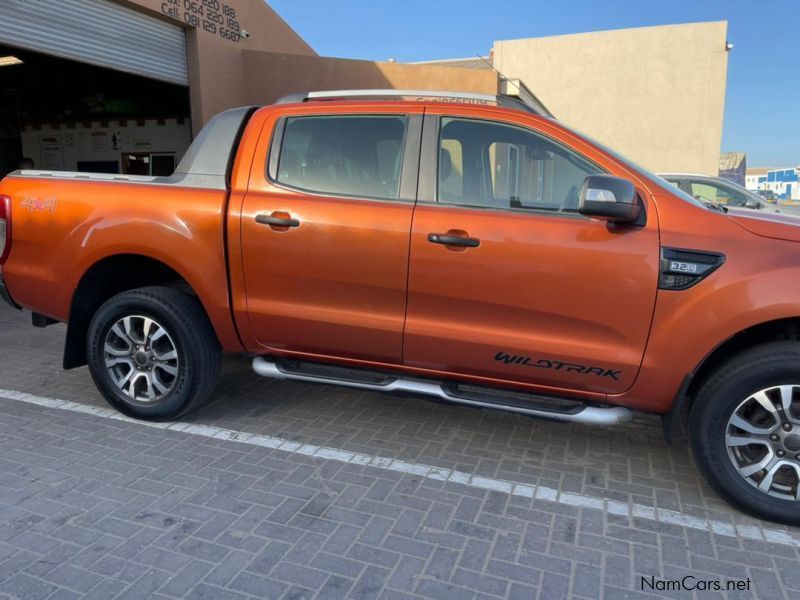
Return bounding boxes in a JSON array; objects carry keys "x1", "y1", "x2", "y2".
[
  {"x1": 39, "y1": 135, "x2": 64, "y2": 170},
  {"x1": 161, "y1": 0, "x2": 242, "y2": 43},
  {"x1": 90, "y1": 132, "x2": 110, "y2": 153}
]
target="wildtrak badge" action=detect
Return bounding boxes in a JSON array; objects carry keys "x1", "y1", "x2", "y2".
[{"x1": 494, "y1": 351, "x2": 622, "y2": 380}]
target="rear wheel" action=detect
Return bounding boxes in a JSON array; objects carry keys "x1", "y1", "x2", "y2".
[
  {"x1": 86, "y1": 286, "x2": 221, "y2": 420},
  {"x1": 690, "y1": 342, "x2": 800, "y2": 525}
]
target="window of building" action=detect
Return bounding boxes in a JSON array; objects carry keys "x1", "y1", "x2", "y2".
[
  {"x1": 437, "y1": 118, "x2": 601, "y2": 212},
  {"x1": 276, "y1": 115, "x2": 407, "y2": 200}
]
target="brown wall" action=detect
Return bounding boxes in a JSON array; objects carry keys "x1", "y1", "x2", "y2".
[
  {"x1": 241, "y1": 52, "x2": 499, "y2": 106},
  {"x1": 122, "y1": 0, "x2": 499, "y2": 132},
  {"x1": 124, "y1": 0, "x2": 316, "y2": 129}
]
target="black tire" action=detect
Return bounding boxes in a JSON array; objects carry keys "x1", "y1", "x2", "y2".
[
  {"x1": 690, "y1": 341, "x2": 800, "y2": 525},
  {"x1": 86, "y1": 286, "x2": 221, "y2": 420}
]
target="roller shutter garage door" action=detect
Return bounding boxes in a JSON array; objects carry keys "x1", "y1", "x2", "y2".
[{"x1": 0, "y1": 0, "x2": 188, "y2": 86}]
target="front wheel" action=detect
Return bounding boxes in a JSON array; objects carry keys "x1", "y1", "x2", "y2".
[
  {"x1": 86, "y1": 286, "x2": 221, "y2": 420},
  {"x1": 690, "y1": 342, "x2": 800, "y2": 525}
]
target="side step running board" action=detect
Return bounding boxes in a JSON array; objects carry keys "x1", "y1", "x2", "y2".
[{"x1": 252, "y1": 357, "x2": 632, "y2": 426}]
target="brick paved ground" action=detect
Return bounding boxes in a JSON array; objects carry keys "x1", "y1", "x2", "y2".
[{"x1": 0, "y1": 304, "x2": 799, "y2": 599}]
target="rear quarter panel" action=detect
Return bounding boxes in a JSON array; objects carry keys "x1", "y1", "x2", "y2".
[{"x1": 0, "y1": 176, "x2": 242, "y2": 351}]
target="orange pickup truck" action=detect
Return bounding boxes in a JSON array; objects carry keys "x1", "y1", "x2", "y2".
[{"x1": 2, "y1": 90, "x2": 800, "y2": 524}]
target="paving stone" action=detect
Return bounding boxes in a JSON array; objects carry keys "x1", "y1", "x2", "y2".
[
  {"x1": 228, "y1": 571, "x2": 288, "y2": 598},
  {"x1": 389, "y1": 556, "x2": 426, "y2": 592},
  {"x1": 0, "y1": 305, "x2": 797, "y2": 599},
  {"x1": 157, "y1": 559, "x2": 210, "y2": 597},
  {"x1": 1, "y1": 573, "x2": 58, "y2": 600}
]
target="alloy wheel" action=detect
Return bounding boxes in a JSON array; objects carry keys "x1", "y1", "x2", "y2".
[
  {"x1": 103, "y1": 315, "x2": 179, "y2": 403},
  {"x1": 726, "y1": 385, "x2": 800, "y2": 500}
]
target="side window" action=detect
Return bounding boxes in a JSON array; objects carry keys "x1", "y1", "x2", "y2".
[
  {"x1": 690, "y1": 182, "x2": 721, "y2": 204},
  {"x1": 276, "y1": 115, "x2": 408, "y2": 200},
  {"x1": 437, "y1": 118, "x2": 602, "y2": 212}
]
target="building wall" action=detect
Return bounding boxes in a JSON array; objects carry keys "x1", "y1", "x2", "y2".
[
  {"x1": 493, "y1": 22, "x2": 729, "y2": 175},
  {"x1": 745, "y1": 168, "x2": 773, "y2": 191},
  {"x1": 241, "y1": 52, "x2": 499, "y2": 107},
  {"x1": 21, "y1": 118, "x2": 192, "y2": 172},
  {"x1": 764, "y1": 168, "x2": 800, "y2": 201},
  {"x1": 121, "y1": 1, "x2": 500, "y2": 133},
  {"x1": 745, "y1": 174, "x2": 767, "y2": 191},
  {"x1": 123, "y1": 0, "x2": 316, "y2": 130}
]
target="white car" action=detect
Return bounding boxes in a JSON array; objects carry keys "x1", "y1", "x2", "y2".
[{"x1": 659, "y1": 173, "x2": 800, "y2": 216}]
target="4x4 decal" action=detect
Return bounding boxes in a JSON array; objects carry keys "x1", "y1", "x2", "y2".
[{"x1": 494, "y1": 351, "x2": 622, "y2": 380}]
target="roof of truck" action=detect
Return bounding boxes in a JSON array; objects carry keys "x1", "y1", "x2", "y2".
[{"x1": 274, "y1": 89, "x2": 553, "y2": 118}]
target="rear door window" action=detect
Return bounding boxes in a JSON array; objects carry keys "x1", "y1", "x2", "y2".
[{"x1": 276, "y1": 115, "x2": 408, "y2": 200}]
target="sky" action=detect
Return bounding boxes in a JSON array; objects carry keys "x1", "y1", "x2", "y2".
[{"x1": 268, "y1": 0, "x2": 798, "y2": 167}]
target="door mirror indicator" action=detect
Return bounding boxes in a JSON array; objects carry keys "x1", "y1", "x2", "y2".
[{"x1": 578, "y1": 175, "x2": 642, "y2": 224}]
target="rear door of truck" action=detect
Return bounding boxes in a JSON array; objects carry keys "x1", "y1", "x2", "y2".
[{"x1": 236, "y1": 103, "x2": 423, "y2": 363}]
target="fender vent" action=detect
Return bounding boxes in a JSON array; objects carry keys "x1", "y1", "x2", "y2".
[{"x1": 659, "y1": 248, "x2": 725, "y2": 290}]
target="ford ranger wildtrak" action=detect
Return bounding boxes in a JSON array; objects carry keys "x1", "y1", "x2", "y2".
[{"x1": 2, "y1": 90, "x2": 800, "y2": 524}]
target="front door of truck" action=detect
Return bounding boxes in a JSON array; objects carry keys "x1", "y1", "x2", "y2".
[
  {"x1": 403, "y1": 114, "x2": 660, "y2": 395},
  {"x1": 239, "y1": 109, "x2": 422, "y2": 363}
]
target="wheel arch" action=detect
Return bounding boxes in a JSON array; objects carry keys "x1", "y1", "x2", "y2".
[
  {"x1": 63, "y1": 253, "x2": 217, "y2": 369},
  {"x1": 664, "y1": 317, "x2": 800, "y2": 442},
  {"x1": 688, "y1": 317, "x2": 800, "y2": 399}
]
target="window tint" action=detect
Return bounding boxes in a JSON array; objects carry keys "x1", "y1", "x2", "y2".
[
  {"x1": 690, "y1": 181, "x2": 750, "y2": 206},
  {"x1": 277, "y1": 115, "x2": 407, "y2": 199},
  {"x1": 437, "y1": 118, "x2": 602, "y2": 212}
]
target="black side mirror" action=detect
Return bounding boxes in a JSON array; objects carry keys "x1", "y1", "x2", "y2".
[{"x1": 578, "y1": 175, "x2": 642, "y2": 224}]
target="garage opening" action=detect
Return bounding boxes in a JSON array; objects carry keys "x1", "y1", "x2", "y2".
[
  {"x1": 0, "y1": 45, "x2": 191, "y2": 178},
  {"x1": 0, "y1": 0, "x2": 192, "y2": 178}
]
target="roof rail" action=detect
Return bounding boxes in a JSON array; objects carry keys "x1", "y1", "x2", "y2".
[{"x1": 274, "y1": 89, "x2": 553, "y2": 118}]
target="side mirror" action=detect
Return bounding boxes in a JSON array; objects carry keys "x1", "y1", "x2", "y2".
[
  {"x1": 745, "y1": 199, "x2": 760, "y2": 209},
  {"x1": 578, "y1": 175, "x2": 642, "y2": 224}
]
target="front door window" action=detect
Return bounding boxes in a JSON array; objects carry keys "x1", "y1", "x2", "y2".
[{"x1": 437, "y1": 117, "x2": 602, "y2": 212}]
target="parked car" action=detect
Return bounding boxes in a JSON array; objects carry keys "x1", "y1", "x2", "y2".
[
  {"x1": 661, "y1": 173, "x2": 800, "y2": 216},
  {"x1": 3, "y1": 90, "x2": 800, "y2": 524},
  {"x1": 756, "y1": 189, "x2": 778, "y2": 203}
]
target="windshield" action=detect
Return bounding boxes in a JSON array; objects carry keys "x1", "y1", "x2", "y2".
[
  {"x1": 549, "y1": 118, "x2": 708, "y2": 210},
  {"x1": 724, "y1": 180, "x2": 767, "y2": 207}
]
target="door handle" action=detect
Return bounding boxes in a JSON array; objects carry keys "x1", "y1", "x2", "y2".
[
  {"x1": 427, "y1": 232, "x2": 480, "y2": 248},
  {"x1": 255, "y1": 212, "x2": 300, "y2": 229}
]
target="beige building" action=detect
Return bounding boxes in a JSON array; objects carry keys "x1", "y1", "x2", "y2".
[
  {"x1": 0, "y1": 1, "x2": 728, "y2": 178},
  {"x1": 421, "y1": 21, "x2": 731, "y2": 175}
]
